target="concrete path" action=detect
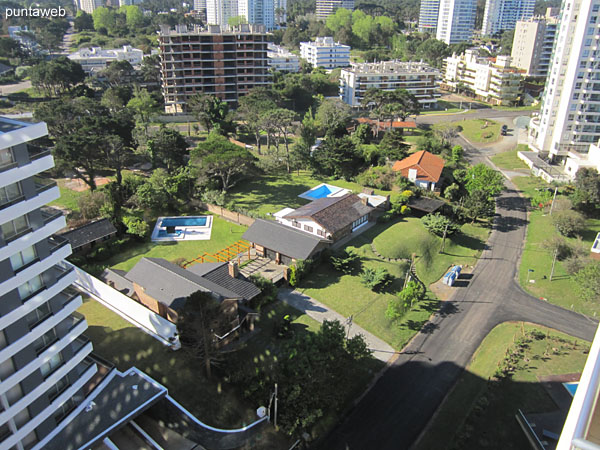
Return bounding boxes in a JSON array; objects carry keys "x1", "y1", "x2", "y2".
[{"x1": 278, "y1": 288, "x2": 396, "y2": 363}]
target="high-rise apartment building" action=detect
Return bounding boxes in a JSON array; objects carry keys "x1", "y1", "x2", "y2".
[
  {"x1": 436, "y1": 0, "x2": 477, "y2": 44},
  {"x1": 158, "y1": 24, "x2": 271, "y2": 113},
  {"x1": 529, "y1": 1, "x2": 600, "y2": 160},
  {"x1": 239, "y1": 0, "x2": 275, "y2": 30},
  {"x1": 0, "y1": 117, "x2": 96, "y2": 449},
  {"x1": 442, "y1": 49, "x2": 522, "y2": 105},
  {"x1": 339, "y1": 61, "x2": 440, "y2": 108},
  {"x1": 78, "y1": 0, "x2": 103, "y2": 14},
  {"x1": 510, "y1": 9, "x2": 559, "y2": 78},
  {"x1": 300, "y1": 37, "x2": 350, "y2": 69},
  {"x1": 419, "y1": 0, "x2": 441, "y2": 34},
  {"x1": 481, "y1": 0, "x2": 535, "y2": 36},
  {"x1": 315, "y1": 0, "x2": 354, "y2": 20},
  {"x1": 206, "y1": 0, "x2": 239, "y2": 27}
]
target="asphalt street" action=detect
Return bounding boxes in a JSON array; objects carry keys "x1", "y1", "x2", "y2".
[{"x1": 318, "y1": 120, "x2": 597, "y2": 450}]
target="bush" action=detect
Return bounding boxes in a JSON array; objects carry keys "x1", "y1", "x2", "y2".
[
  {"x1": 386, "y1": 281, "x2": 425, "y2": 321},
  {"x1": 330, "y1": 249, "x2": 360, "y2": 274},
  {"x1": 360, "y1": 267, "x2": 392, "y2": 290},
  {"x1": 552, "y1": 209, "x2": 585, "y2": 237},
  {"x1": 248, "y1": 275, "x2": 278, "y2": 311},
  {"x1": 289, "y1": 259, "x2": 312, "y2": 287},
  {"x1": 356, "y1": 166, "x2": 397, "y2": 190},
  {"x1": 122, "y1": 215, "x2": 149, "y2": 239},
  {"x1": 202, "y1": 189, "x2": 226, "y2": 206},
  {"x1": 421, "y1": 213, "x2": 459, "y2": 237},
  {"x1": 377, "y1": 212, "x2": 394, "y2": 223},
  {"x1": 575, "y1": 261, "x2": 600, "y2": 302},
  {"x1": 77, "y1": 191, "x2": 107, "y2": 220}
]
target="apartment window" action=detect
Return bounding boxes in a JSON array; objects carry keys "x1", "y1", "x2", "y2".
[
  {"x1": 0, "y1": 422, "x2": 11, "y2": 442},
  {"x1": 33, "y1": 328, "x2": 57, "y2": 354},
  {"x1": 40, "y1": 352, "x2": 63, "y2": 378},
  {"x1": 18, "y1": 275, "x2": 44, "y2": 301},
  {"x1": 588, "y1": 27, "x2": 595, "y2": 35},
  {"x1": 48, "y1": 375, "x2": 69, "y2": 403},
  {"x1": 1, "y1": 214, "x2": 29, "y2": 241},
  {"x1": 10, "y1": 245, "x2": 37, "y2": 272},
  {"x1": 0, "y1": 147, "x2": 14, "y2": 168},
  {"x1": 568, "y1": 114, "x2": 575, "y2": 120},
  {"x1": 592, "y1": 16, "x2": 598, "y2": 23},
  {"x1": 0, "y1": 182, "x2": 22, "y2": 206},
  {"x1": 303, "y1": 225, "x2": 313, "y2": 233},
  {"x1": 317, "y1": 229, "x2": 326, "y2": 237},
  {"x1": 291, "y1": 220, "x2": 300, "y2": 228},
  {"x1": 26, "y1": 301, "x2": 51, "y2": 330},
  {"x1": 576, "y1": 82, "x2": 582, "y2": 89}
]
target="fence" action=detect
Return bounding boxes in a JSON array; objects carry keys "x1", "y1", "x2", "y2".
[
  {"x1": 197, "y1": 201, "x2": 256, "y2": 227},
  {"x1": 67, "y1": 262, "x2": 180, "y2": 349}
]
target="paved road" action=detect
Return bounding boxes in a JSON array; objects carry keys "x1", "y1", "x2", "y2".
[
  {"x1": 318, "y1": 157, "x2": 597, "y2": 449},
  {"x1": 0, "y1": 80, "x2": 31, "y2": 95},
  {"x1": 417, "y1": 109, "x2": 532, "y2": 126},
  {"x1": 278, "y1": 288, "x2": 395, "y2": 363}
]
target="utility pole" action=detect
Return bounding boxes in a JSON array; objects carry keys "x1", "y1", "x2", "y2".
[
  {"x1": 274, "y1": 383, "x2": 278, "y2": 430},
  {"x1": 549, "y1": 187, "x2": 558, "y2": 215},
  {"x1": 440, "y1": 223, "x2": 449, "y2": 253},
  {"x1": 550, "y1": 248, "x2": 558, "y2": 281},
  {"x1": 345, "y1": 315, "x2": 353, "y2": 339}
]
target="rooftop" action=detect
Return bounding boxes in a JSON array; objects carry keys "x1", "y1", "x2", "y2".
[
  {"x1": 300, "y1": 36, "x2": 350, "y2": 48},
  {"x1": 58, "y1": 218, "x2": 117, "y2": 251},
  {"x1": 392, "y1": 150, "x2": 445, "y2": 184},
  {"x1": 345, "y1": 60, "x2": 438, "y2": 75},
  {"x1": 158, "y1": 23, "x2": 269, "y2": 36}
]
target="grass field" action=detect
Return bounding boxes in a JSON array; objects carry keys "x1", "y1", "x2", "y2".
[
  {"x1": 48, "y1": 179, "x2": 86, "y2": 212},
  {"x1": 300, "y1": 218, "x2": 488, "y2": 350},
  {"x1": 460, "y1": 119, "x2": 502, "y2": 143},
  {"x1": 416, "y1": 322, "x2": 590, "y2": 450},
  {"x1": 226, "y1": 171, "x2": 391, "y2": 217},
  {"x1": 490, "y1": 144, "x2": 530, "y2": 171},
  {"x1": 513, "y1": 175, "x2": 600, "y2": 317}
]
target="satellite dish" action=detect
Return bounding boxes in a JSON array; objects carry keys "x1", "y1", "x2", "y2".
[{"x1": 256, "y1": 406, "x2": 267, "y2": 418}]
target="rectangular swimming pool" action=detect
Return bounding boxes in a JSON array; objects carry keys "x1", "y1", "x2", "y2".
[
  {"x1": 306, "y1": 185, "x2": 335, "y2": 199},
  {"x1": 161, "y1": 217, "x2": 207, "y2": 227}
]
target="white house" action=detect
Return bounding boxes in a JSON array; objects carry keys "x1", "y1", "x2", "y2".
[{"x1": 68, "y1": 46, "x2": 144, "y2": 73}]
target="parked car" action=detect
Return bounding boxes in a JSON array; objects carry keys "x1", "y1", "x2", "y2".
[{"x1": 501, "y1": 125, "x2": 508, "y2": 136}]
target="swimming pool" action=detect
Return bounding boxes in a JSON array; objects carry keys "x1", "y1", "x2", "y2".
[
  {"x1": 299, "y1": 183, "x2": 350, "y2": 201},
  {"x1": 161, "y1": 217, "x2": 207, "y2": 228},
  {"x1": 157, "y1": 229, "x2": 183, "y2": 237},
  {"x1": 563, "y1": 382, "x2": 578, "y2": 397},
  {"x1": 306, "y1": 185, "x2": 335, "y2": 199}
]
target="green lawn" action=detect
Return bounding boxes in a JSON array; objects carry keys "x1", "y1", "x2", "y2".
[
  {"x1": 226, "y1": 171, "x2": 391, "y2": 217},
  {"x1": 48, "y1": 179, "x2": 86, "y2": 212},
  {"x1": 299, "y1": 218, "x2": 488, "y2": 350},
  {"x1": 416, "y1": 322, "x2": 590, "y2": 450},
  {"x1": 420, "y1": 100, "x2": 464, "y2": 115},
  {"x1": 459, "y1": 119, "x2": 502, "y2": 143},
  {"x1": 105, "y1": 215, "x2": 248, "y2": 272},
  {"x1": 373, "y1": 217, "x2": 490, "y2": 285},
  {"x1": 513, "y1": 175, "x2": 600, "y2": 317},
  {"x1": 492, "y1": 104, "x2": 541, "y2": 111},
  {"x1": 490, "y1": 144, "x2": 530, "y2": 171}
]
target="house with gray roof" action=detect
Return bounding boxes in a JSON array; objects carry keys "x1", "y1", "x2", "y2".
[
  {"x1": 276, "y1": 193, "x2": 374, "y2": 242},
  {"x1": 118, "y1": 257, "x2": 260, "y2": 324},
  {"x1": 58, "y1": 217, "x2": 117, "y2": 254},
  {"x1": 243, "y1": 219, "x2": 331, "y2": 265}
]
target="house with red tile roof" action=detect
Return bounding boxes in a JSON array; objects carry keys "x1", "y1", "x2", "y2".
[{"x1": 392, "y1": 150, "x2": 445, "y2": 191}]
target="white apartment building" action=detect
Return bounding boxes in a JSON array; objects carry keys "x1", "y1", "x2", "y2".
[
  {"x1": 68, "y1": 46, "x2": 144, "y2": 73},
  {"x1": 511, "y1": 9, "x2": 559, "y2": 77},
  {"x1": 443, "y1": 49, "x2": 523, "y2": 105},
  {"x1": 419, "y1": 0, "x2": 441, "y2": 34},
  {"x1": 239, "y1": 0, "x2": 275, "y2": 29},
  {"x1": 194, "y1": 0, "x2": 207, "y2": 10},
  {"x1": 339, "y1": 60, "x2": 440, "y2": 108},
  {"x1": 0, "y1": 117, "x2": 96, "y2": 449},
  {"x1": 436, "y1": 0, "x2": 477, "y2": 44},
  {"x1": 316, "y1": 0, "x2": 354, "y2": 20},
  {"x1": 206, "y1": 0, "x2": 239, "y2": 27},
  {"x1": 299, "y1": 37, "x2": 350, "y2": 69},
  {"x1": 268, "y1": 43, "x2": 300, "y2": 72},
  {"x1": 481, "y1": 0, "x2": 535, "y2": 36},
  {"x1": 78, "y1": 0, "x2": 103, "y2": 14},
  {"x1": 529, "y1": 0, "x2": 600, "y2": 160}
]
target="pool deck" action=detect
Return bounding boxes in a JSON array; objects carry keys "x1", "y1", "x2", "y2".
[
  {"x1": 298, "y1": 183, "x2": 350, "y2": 201},
  {"x1": 151, "y1": 216, "x2": 213, "y2": 242}
]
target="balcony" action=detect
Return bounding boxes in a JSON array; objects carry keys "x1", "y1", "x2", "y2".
[
  {"x1": 0, "y1": 181, "x2": 60, "y2": 225},
  {"x1": 0, "y1": 150, "x2": 54, "y2": 190}
]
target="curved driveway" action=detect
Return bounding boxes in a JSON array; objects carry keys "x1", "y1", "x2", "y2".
[{"x1": 318, "y1": 144, "x2": 597, "y2": 450}]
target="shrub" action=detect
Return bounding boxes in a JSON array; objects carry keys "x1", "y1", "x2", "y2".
[
  {"x1": 202, "y1": 189, "x2": 226, "y2": 206},
  {"x1": 552, "y1": 209, "x2": 585, "y2": 237},
  {"x1": 77, "y1": 191, "x2": 107, "y2": 220},
  {"x1": 289, "y1": 259, "x2": 312, "y2": 287},
  {"x1": 248, "y1": 275, "x2": 278, "y2": 311},
  {"x1": 330, "y1": 249, "x2": 360, "y2": 274},
  {"x1": 360, "y1": 267, "x2": 392, "y2": 290},
  {"x1": 386, "y1": 281, "x2": 425, "y2": 321},
  {"x1": 377, "y1": 212, "x2": 394, "y2": 223},
  {"x1": 122, "y1": 216, "x2": 149, "y2": 239},
  {"x1": 356, "y1": 166, "x2": 397, "y2": 190},
  {"x1": 575, "y1": 261, "x2": 600, "y2": 302},
  {"x1": 421, "y1": 213, "x2": 459, "y2": 237}
]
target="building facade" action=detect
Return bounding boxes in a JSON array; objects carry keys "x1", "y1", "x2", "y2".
[
  {"x1": 436, "y1": 0, "x2": 477, "y2": 44},
  {"x1": 481, "y1": 0, "x2": 535, "y2": 36},
  {"x1": 206, "y1": 0, "x2": 239, "y2": 27},
  {"x1": 68, "y1": 46, "x2": 144, "y2": 73},
  {"x1": 238, "y1": 0, "x2": 275, "y2": 29},
  {"x1": 442, "y1": 49, "x2": 523, "y2": 105},
  {"x1": 315, "y1": 0, "x2": 354, "y2": 20},
  {"x1": 529, "y1": 0, "x2": 600, "y2": 159},
  {"x1": 78, "y1": 0, "x2": 103, "y2": 14},
  {"x1": 419, "y1": 0, "x2": 441, "y2": 34},
  {"x1": 0, "y1": 117, "x2": 96, "y2": 449},
  {"x1": 299, "y1": 37, "x2": 350, "y2": 69},
  {"x1": 158, "y1": 24, "x2": 271, "y2": 113},
  {"x1": 339, "y1": 60, "x2": 440, "y2": 108},
  {"x1": 267, "y1": 43, "x2": 300, "y2": 72},
  {"x1": 510, "y1": 9, "x2": 559, "y2": 77}
]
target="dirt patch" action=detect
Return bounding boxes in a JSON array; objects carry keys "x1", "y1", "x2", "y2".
[
  {"x1": 63, "y1": 177, "x2": 111, "y2": 192},
  {"x1": 429, "y1": 265, "x2": 474, "y2": 301}
]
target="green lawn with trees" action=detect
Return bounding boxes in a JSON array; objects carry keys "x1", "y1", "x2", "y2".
[
  {"x1": 416, "y1": 322, "x2": 590, "y2": 450},
  {"x1": 459, "y1": 119, "x2": 502, "y2": 143},
  {"x1": 490, "y1": 144, "x2": 530, "y2": 171}
]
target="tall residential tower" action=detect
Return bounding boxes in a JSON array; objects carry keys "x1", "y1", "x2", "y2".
[
  {"x1": 419, "y1": 0, "x2": 441, "y2": 34},
  {"x1": 481, "y1": 0, "x2": 535, "y2": 36},
  {"x1": 0, "y1": 118, "x2": 95, "y2": 449},
  {"x1": 436, "y1": 0, "x2": 478, "y2": 44},
  {"x1": 529, "y1": 0, "x2": 600, "y2": 160}
]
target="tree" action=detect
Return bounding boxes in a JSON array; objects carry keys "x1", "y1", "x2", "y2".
[
  {"x1": 573, "y1": 167, "x2": 600, "y2": 211},
  {"x1": 312, "y1": 136, "x2": 365, "y2": 179},
  {"x1": 316, "y1": 98, "x2": 352, "y2": 137},
  {"x1": 421, "y1": 213, "x2": 459, "y2": 237},
  {"x1": 30, "y1": 57, "x2": 85, "y2": 96},
  {"x1": 386, "y1": 281, "x2": 425, "y2": 321},
  {"x1": 140, "y1": 55, "x2": 162, "y2": 85},
  {"x1": 177, "y1": 291, "x2": 232, "y2": 378},
  {"x1": 191, "y1": 133, "x2": 255, "y2": 192},
  {"x1": 227, "y1": 15, "x2": 248, "y2": 26},
  {"x1": 122, "y1": 5, "x2": 144, "y2": 29},
  {"x1": 74, "y1": 11, "x2": 94, "y2": 31},
  {"x1": 101, "y1": 86, "x2": 133, "y2": 113},
  {"x1": 187, "y1": 94, "x2": 232, "y2": 134},
  {"x1": 552, "y1": 210, "x2": 585, "y2": 237},
  {"x1": 122, "y1": 216, "x2": 149, "y2": 239},
  {"x1": 575, "y1": 261, "x2": 600, "y2": 303},
  {"x1": 0, "y1": 37, "x2": 24, "y2": 58},
  {"x1": 464, "y1": 189, "x2": 495, "y2": 223},
  {"x1": 127, "y1": 87, "x2": 160, "y2": 141},
  {"x1": 360, "y1": 267, "x2": 392, "y2": 290},
  {"x1": 236, "y1": 87, "x2": 277, "y2": 153},
  {"x1": 101, "y1": 60, "x2": 135, "y2": 87},
  {"x1": 435, "y1": 124, "x2": 461, "y2": 145},
  {"x1": 262, "y1": 108, "x2": 296, "y2": 173},
  {"x1": 77, "y1": 191, "x2": 106, "y2": 220},
  {"x1": 379, "y1": 129, "x2": 410, "y2": 162},
  {"x1": 147, "y1": 126, "x2": 189, "y2": 172},
  {"x1": 465, "y1": 164, "x2": 505, "y2": 199},
  {"x1": 330, "y1": 249, "x2": 360, "y2": 274}
]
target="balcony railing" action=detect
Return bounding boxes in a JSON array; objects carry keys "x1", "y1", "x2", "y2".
[
  {"x1": 34, "y1": 178, "x2": 57, "y2": 194},
  {"x1": 48, "y1": 235, "x2": 69, "y2": 254},
  {"x1": 41, "y1": 206, "x2": 63, "y2": 225}
]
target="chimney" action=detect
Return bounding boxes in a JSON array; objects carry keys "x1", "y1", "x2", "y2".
[{"x1": 228, "y1": 261, "x2": 239, "y2": 278}]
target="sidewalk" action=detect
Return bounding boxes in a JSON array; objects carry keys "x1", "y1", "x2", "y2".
[{"x1": 278, "y1": 288, "x2": 396, "y2": 363}]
